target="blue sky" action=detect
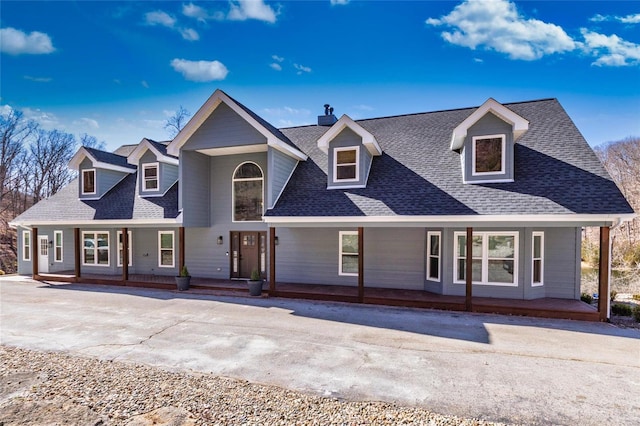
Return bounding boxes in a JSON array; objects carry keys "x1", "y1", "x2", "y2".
[{"x1": 1, "y1": 0, "x2": 639, "y2": 152}]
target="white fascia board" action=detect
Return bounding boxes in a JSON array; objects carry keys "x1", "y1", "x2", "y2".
[
  {"x1": 128, "y1": 139, "x2": 178, "y2": 166},
  {"x1": 268, "y1": 138, "x2": 308, "y2": 161},
  {"x1": 264, "y1": 213, "x2": 637, "y2": 226},
  {"x1": 450, "y1": 98, "x2": 529, "y2": 150},
  {"x1": 93, "y1": 161, "x2": 136, "y2": 174},
  {"x1": 8, "y1": 218, "x2": 182, "y2": 228},
  {"x1": 197, "y1": 144, "x2": 268, "y2": 157},
  {"x1": 317, "y1": 115, "x2": 382, "y2": 156}
]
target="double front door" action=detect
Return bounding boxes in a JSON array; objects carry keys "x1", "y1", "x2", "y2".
[{"x1": 230, "y1": 231, "x2": 266, "y2": 279}]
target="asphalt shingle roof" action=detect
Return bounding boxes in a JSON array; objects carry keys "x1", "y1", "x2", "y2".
[{"x1": 85, "y1": 147, "x2": 133, "y2": 169}]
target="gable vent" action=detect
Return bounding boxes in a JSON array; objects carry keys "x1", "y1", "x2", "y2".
[{"x1": 318, "y1": 103, "x2": 338, "y2": 126}]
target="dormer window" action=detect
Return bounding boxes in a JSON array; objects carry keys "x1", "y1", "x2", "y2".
[
  {"x1": 143, "y1": 163, "x2": 159, "y2": 191},
  {"x1": 334, "y1": 146, "x2": 359, "y2": 182},
  {"x1": 472, "y1": 135, "x2": 505, "y2": 176},
  {"x1": 82, "y1": 169, "x2": 96, "y2": 195}
]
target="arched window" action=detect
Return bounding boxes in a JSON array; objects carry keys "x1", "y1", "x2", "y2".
[{"x1": 233, "y1": 162, "x2": 263, "y2": 221}]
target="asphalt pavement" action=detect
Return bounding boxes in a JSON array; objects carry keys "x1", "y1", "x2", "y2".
[{"x1": 1, "y1": 276, "x2": 639, "y2": 425}]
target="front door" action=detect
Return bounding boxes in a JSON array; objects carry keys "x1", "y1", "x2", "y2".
[
  {"x1": 38, "y1": 235, "x2": 49, "y2": 273},
  {"x1": 230, "y1": 231, "x2": 266, "y2": 279}
]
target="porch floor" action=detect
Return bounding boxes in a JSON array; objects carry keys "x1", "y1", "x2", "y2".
[{"x1": 34, "y1": 272, "x2": 599, "y2": 321}]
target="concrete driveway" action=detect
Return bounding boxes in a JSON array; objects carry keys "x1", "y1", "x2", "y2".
[{"x1": 1, "y1": 277, "x2": 639, "y2": 425}]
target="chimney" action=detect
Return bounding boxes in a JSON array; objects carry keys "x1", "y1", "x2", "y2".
[{"x1": 318, "y1": 103, "x2": 337, "y2": 126}]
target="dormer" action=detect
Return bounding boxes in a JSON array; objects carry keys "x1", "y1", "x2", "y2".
[
  {"x1": 317, "y1": 115, "x2": 382, "y2": 189},
  {"x1": 451, "y1": 98, "x2": 529, "y2": 184},
  {"x1": 127, "y1": 138, "x2": 179, "y2": 197},
  {"x1": 68, "y1": 147, "x2": 135, "y2": 200}
]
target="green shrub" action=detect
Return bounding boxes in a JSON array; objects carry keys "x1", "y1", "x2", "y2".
[
  {"x1": 250, "y1": 269, "x2": 261, "y2": 281},
  {"x1": 179, "y1": 265, "x2": 190, "y2": 277},
  {"x1": 633, "y1": 306, "x2": 640, "y2": 322},
  {"x1": 580, "y1": 293, "x2": 593, "y2": 304},
  {"x1": 611, "y1": 303, "x2": 632, "y2": 316}
]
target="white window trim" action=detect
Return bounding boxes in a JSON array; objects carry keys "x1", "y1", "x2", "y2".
[
  {"x1": 453, "y1": 231, "x2": 519, "y2": 287},
  {"x1": 471, "y1": 134, "x2": 506, "y2": 176},
  {"x1": 338, "y1": 230, "x2": 359, "y2": 277},
  {"x1": 426, "y1": 231, "x2": 441, "y2": 282},
  {"x1": 231, "y1": 161, "x2": 264, "y2": 223},
  {"x1": 532, "y1": 231, "x2": 544, "y2": 287},
  {"x1": 117, "y1": 230, "x2": 133, "y2": 267},
  {"x1": 82, "y1": 231, "x2": 110, "y2": 267},
  {"x1": 158, "y1": 230, "x2": 175, "y2": 268},
  {"x1": 333, "y1": 146, "x2": 360, "y2": 183},
  {"x1": 54, "y1": 230, "x2": 63, "y2": 262},
  {"x1": 22, "y1": 230, "x2": 31, "y2": 261},
  {"x1": 81, "y1": 168, "x2": 96, "y2": 195},
  {"x1": 142, "y1": 162, "x2": 159, "y2": 192}
]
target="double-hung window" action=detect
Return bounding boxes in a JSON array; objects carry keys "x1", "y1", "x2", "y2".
[
  {"x1": 472, "y1": 135, "x2": 505, "y2": 176},
  {"x1": 333, "y1": 146, "x2": 359, "y2": 182},
  {"x1": 117, "y1": 231, "x2": 132, "y2": 267},
  {"x1": 82, "y1": 169, "x2": 96, "y2": 195},
  {"x1": 83, "y1": 231, "x2": 109, "y2": 266},
  {"x1": 158, "y1": 231, "x2": 174, "y2": 268},
  {"x1": 54, "y1": 230, "x2": 63, "y2": 262},
  {"x1": 22, "y1": 231, "x2": 31, "y2": 261},
  {"x1": 339, "y1": 231, "x2": 358, "y2": 276},
  {"x1": 532, "y1": 232, "x2": 544, "y2": 286},
  {"x1": 426, "y1": 231, "x2": 441, "y2": 281},
  {"x1": 143, "y1": 163, "x2": 159, "y2": 191},
  {"x1": 454, "y1": 231, "x2": 518, "y2": 286}
]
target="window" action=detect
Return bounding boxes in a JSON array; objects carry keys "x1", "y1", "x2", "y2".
[
  {"x1": 454, "y1": 231, "x2": 518, "y2": 286},
  {"x1": 54, "y1": 230, "x2": 63, "y2": 262},
  {"x1": 82, "y1": 231, "x2": 109, "y2": 266},
  {"x1": 82, "y1": 169, "x2": 96, "y2": 195},
  {"x1": 472, "y1": 135, "x2": 505, "y2": 175},
  {"x1": 117, "y1": 231, "x2": 132, "y2": 267},
  {"x1": 142, "y1": 163, "x2": 159, "y2": 191},
  {"x1": 158, "y1": 231, "x2": 174, "y2": 268},
  {"x1": 333, "y1": 146, "x2": 359, "y2": 182},
  {"x1": 22, "y1": 231, "x2": 31, "y2": 261},
  {"x1": 339, "y1": 231, "x2": 359, "y2": 276},
  {"x1": 233, "y1": 162, "x2": 263, "y2": 222},
  {"x1": 532, "y1": 232, "x2": 544, "y2": 287},
  {"x1": 426, "y1": 231, "x2": 441, "y2": 281}
]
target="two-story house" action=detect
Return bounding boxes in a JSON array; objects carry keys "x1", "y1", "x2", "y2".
[{"x1": 10, "y1": 89, "x2": 635, "y2": 321}]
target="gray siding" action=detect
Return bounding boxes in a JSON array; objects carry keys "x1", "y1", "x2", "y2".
[
  {"x1": 327, "y1": 128, "x2": 373, "y2": 188},
  {"x1": 129, "y1": 228, "x2": 179, "y2": 276},
  {"x1": 180, "y1": 150, "x2": 210, "y2": 227},
  {"x1": 161, "y1": 162, "x2": 179, "y2": 193},
  {"x1": 268, "y1": 148, "x2": 298, "y2": 208},
  {"x1": 463, "y1": 112, "x2": 514, "y2": 183},
  {"x1": 183, "y1": 103, "x2": 267, "y2": 151},
  {"x1": 543, "y1": 227, "x2": 580, "y2": 299},
  {"x1": 138, "y1": 150, "x2": 178, "y2": 196},
  {"x1": 79, "y1": 158, "x2": 129, "y2": 199}
]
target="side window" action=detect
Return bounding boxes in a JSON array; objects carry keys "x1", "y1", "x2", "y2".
[
  {"x1": 454, "y1": 231, "x2": 518, "y2": 286},
  {"x1": 158, "y1": 231, "x2": 175, "y2": 268},
  {"x1": 23, "y1": 231, "x2": 31, "y2": 261},
  {"x1": 233, "y1": 162, "x2": 263, "y2": 222},
  {"x1": 532, "y1": 232, "x2": 544, "y2": 286},
  {"x1": 472, "y1": 135, "x2": 505, "y2": 176},
  {"x1": 54, "y1": 230, "x2": 63, "y2": 262},
  {"x1": 142, "y1": 163, "x2": 159, "y2": 191},
  {"x1": 339, "y1": 231, "x2": 358, "y2": 276},
  {"x1": 82, "y1": 169, "x2": 96, "y2": 195},
  {"x1": 333, "y1": 146, "x2": 359, "y2": 182},
  {"x1": 82, "y1": 232, "x2": 110, "y2": 266},
  {"x1": 426, "y1": 231, "x2": 441, "y2": 281},
  {"x1": 117, "y1": 231, "x2": 133, "y2": 267}
]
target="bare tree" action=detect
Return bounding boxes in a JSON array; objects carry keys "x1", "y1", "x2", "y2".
[
  {"x1": 28, "y1": 129, "x2": 77, "y2": 203},
  {"x1": 79, "y1": 133, "x2": 106, "y2": 150},
  {"x1": 0, "y1": 108, "x2": 35, "y2": 209},
  {"x1": 164, "y1": 105, "x2": 191, "y2": 138}
]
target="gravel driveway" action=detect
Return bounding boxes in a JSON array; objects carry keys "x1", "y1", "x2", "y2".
[{"x1": 1, "y1": 277, "x2": 639, "y2": 425}]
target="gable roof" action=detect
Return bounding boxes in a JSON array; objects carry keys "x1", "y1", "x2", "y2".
[
  {"x1": 317, "y1": 114, "x2": 382, "y2": 156},
  {"x1": 266, "y1": 98, "x2": 634, "y2": 224},
  {"x1": 167, "y1": 89, "x2": 307, "y2": 161},
  {"x1": 127, "y1": 138, "x2": 178, "y2": 165},
  {"x1": 450, "y1": 98, "x2": 529, "y2": 150},
  {"x1": 68, "y1": 146, "x2": 136, "y2": 173}
]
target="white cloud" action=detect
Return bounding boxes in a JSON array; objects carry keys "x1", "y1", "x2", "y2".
[
  {"x1": 74, "y1": 118, "x2": 99, "y2": 130},
  {"x1": 294, "y1": 63, "x2": 312, "y2": 74},
  {"x1": 269, "y1": 63, "x2": 282, "y2": 71},
  {"x1": 426, "y1": 0, "x2": 576, "y2": 60},
  {"x1": 24, "y1": 75, "x2": 52, "y2": 83},
  {"x1": 0, "y1": 27, "x2": 55, "y2": 55},
  {"x1": 144, "y1": 10, "x2": 176, "y2": 27},
  {"x1": 141, "y1": 80, "x2": 150, "y2": 88},
  {"x1": 228, "y1": 0, "x2": 278, "y2": 23},
  {"x1": 272, "y1": 54, "x2": 284, "y2": 62},
  {"x1": 180, "y1": 27, "x2": 200, "y2": 41},
  {"x1": 22, "y1": 107, "x2": 60, "y2": 128},
  {"x1": 581, "y1": 29, "x2": 640, "y2": 67},
  {"x1": 331, "y1": 0, "x2": 350, "y2": 5},
  {"x1": 170, "y1": 58, "x2": 229, "y2": 82},
  {"x1": 590, "y1": 13, "x2": 640, "y2": 24},
  {"x1": 182, "y1": 2, "x2": 224, "y2": 22},
  {"x1": 263, "y1": 106, "x2": 311, "y2": 116}
]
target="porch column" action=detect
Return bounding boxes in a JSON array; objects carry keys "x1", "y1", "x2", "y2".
[
  {"x1": 465, "y1": 227, "x2": 473, "y2": 312},
  {"x1": 121, "y1": 227, "x2": 129, "y2": 282},
  {"x1": 32, "y1": 227, "x2": 38, "y2": 278},
  {"x1": 598, "y1": 226, "x2": 611, "y2": 321},
  {"x1": 269, "y1": 227, "x2": 276, "y2": 293},
  {"x1": 358, "y1": 227, "x2": 364, "y2": 302},
  {"x1": 178, "y1": 227, "x2": 185, "y2": 273},
  {"x1": 74, "y1": 228, "x2": 81, "y2": 280}
]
